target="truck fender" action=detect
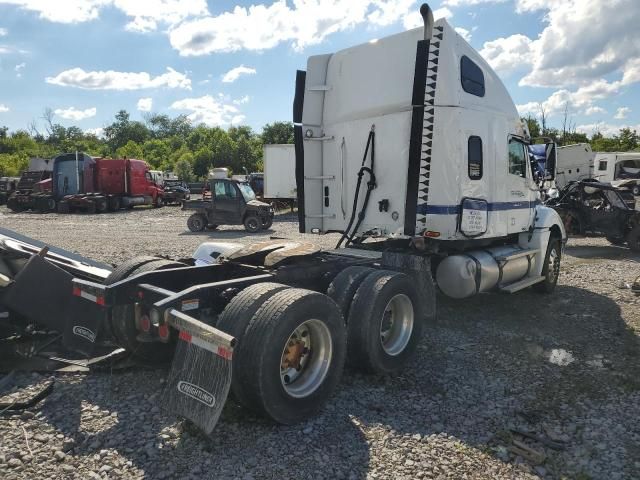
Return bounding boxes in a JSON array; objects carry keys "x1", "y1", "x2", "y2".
[
  {"x1": 192, "y1": 242, "x2": 245, "y2": 265},
  {"x1": 518, "y1": 205, "x2": 566, "y2": 277}
]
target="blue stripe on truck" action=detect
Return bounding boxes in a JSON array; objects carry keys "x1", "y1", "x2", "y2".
[{"x1": 418, "y1": 201, "x2": 539, "y2": 215}]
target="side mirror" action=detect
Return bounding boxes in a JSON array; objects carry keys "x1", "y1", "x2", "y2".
[{"x1": 544, "y1": 142, "x2": 556, "y2": 180}]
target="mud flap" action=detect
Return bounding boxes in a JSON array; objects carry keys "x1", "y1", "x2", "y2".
[
  {"x1": 62, "y1": 297, "x2": 105, "y2": 356},
  {"x1": 161, "y1": 310, "x2": 235, "y2": 435},
  {"x1": 3, "y1": 255, "x2": 73, "y2": 331},
  {"x1": 2, "y1": 255, "x2": 104, "y2": 356}
]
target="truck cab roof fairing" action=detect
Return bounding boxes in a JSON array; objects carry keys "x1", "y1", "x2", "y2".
[{"x1": 298, "y1": 17, "x2": 529, "y2": 241}]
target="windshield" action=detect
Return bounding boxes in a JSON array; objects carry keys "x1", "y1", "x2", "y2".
[{"x1": 238, "y1": 183, "x2": 256, "y2": 202}]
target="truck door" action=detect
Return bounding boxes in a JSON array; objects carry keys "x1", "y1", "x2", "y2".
[
  {"x1": 212, "y1": 180, "x2": 241, "y2": 222},
  {"x1": 504, "y1": 136, "x2": 536, "y2": 234}
]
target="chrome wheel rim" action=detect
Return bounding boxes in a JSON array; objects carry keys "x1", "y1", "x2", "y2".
[
  {"x1": 380, "y1": 294, "x2": 414, "y2": 356},
  {"x1": 280, "y1": 319, "x2": 332, "y2": 398}
]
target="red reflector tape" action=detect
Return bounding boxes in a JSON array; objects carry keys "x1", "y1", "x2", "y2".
[
  {"x1": 96, "y1": 296, "x2": 105, "y2": 306},
  {"x1": 217, "y1": 346, "x2": 233, "y2": 360},
  {"x1": 178, "y1": 330, "x2": 232, "y2": 360},
  {"x1": 72, "y1": 286, "x2": 81, "y2": 297}
]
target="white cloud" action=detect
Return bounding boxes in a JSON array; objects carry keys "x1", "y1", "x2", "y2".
[
  {"x1": 576, "y1": 122, "x2": 640, "y2": 138},
  {"x1": 222, "y1": 65, "x2": 256, "y2": 83},
  {"x1": 479, "y1": 34, "x2": 533, "y2": 73},
  {"x1": 0, "y1": 28, "x2": 7, "y2": 36},
  {"x1": 517, "y1": 79, "x2": 621, "y2": 118},
  {"x1": 233, "y1": 95, "x2": 250, "y2": 105},
  {"x1": 46, "y1": 67, "x2": 191, "y2": 90},
  {"x1": 0, "y1": 0, "x2": 208, "y2": 31},
  {"x1": 115, "y1": 0, "x2": 209, "y2": 32},
  {"x1": 614, "y1": 107, "x2": 631, "y2": 120},
  {"x1": 403, "y1": 6, "x2": 451, "y2": 29},
  {"x1": 14, "y1": 62, "x2": 25, "y2": 77},
  {"x1": 584, "y1": 106, "x2": 606, "y2": 116},
  {"x1": 0, "y1": 0, "x2": 108, "y2": 23},
  {"x1": 85, "y1": 127, "x2": 105, "y2": 137},
  {"x1": 137, "y1": 97, "x2": 153, "y2": 111},
  {"x1": 231, "y1": 115, "x2": 246, "y2": 126},
  {"x1": 170, "y1": 94, "x2": 244, "y2": 126},
  {"x1": 455, "y1": 27, "x2": 471, "y2": 42},
  {"x1": 54, "y1": 106, "x2": 97, "y2": 121},
  {"x1": 169, "y1": 1, "x2": 432, "y2": 56},
  {"x1": 0, "y1": 104, "x2": 9, "y2": 112},
  {"x1": 443, "y1": 0, "x2": 507, "y2": 5}
]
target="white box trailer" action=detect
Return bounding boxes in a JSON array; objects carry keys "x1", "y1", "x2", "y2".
[
  {"x1": 555, "y1": 143, "x2": 595, "y2": 188},
  {"x1": 594, "y1": 152, "x2": 640, "y2": 195},
  {"x1": 264, "y1": 144, "x2": 297, "y2": 199}
]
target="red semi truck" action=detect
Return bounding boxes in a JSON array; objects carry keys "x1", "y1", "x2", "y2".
[{"x1": 55, "y1": 156, "x2": 164, "y2": 213}]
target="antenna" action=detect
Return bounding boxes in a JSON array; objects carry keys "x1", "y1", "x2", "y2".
[{"x1": 420, "y1": 3, "x2": 434, "y2": 41}]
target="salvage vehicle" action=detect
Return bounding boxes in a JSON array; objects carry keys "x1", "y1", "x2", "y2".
[
  {"x1": 162, "y1": 179, "x2": 190, "y2": 205},
  {"x1": 0, "y1": 4, "x2": 565, "y2": 435},
  {"x1": 56, "y1": 155, "x2": 164, "y2": 213},
  {"x1": 183, "y1": 178, "x2": 273, "y2": 233},
  {"x1": 546, "y1": 180, "x2": 639, "y2": 249},
  {"x1": 0, "y1": 177, "x2": 20, "y2": 205},
  {"x1": 5, "y1": 157, "x2": 54, "y2": 212}
]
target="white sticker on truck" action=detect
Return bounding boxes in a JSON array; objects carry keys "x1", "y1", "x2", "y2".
[{"x1": 461, "y1": 208, "x2": 487, "y2": 235}]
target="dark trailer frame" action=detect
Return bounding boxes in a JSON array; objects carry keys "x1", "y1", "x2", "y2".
[{"x1": 2, "y1": 230, "x2": 409, "y2": 434}]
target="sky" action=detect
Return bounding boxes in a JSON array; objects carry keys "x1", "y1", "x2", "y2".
[{"x1": 0, "y1": 0, "x2": 638, "y2": 138}]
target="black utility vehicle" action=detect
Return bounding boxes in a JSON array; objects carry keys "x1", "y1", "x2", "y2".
[
  {"x1": 162, "y1": 179, "x2": 190, "y2": 205},
  {"x1": 0, "y1": 177, "x2": 19, "y2": 205},
  {"x1": 547, "y1": 180, "x2": 640, "y2": 250},
  {"x1": 183, "y1": 179, "x2": 274, "y2": 233}
]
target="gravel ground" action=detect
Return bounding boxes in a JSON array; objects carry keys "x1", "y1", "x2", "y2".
[{"x1": 0, "y1": 205, "x2": 639, "y2": 480}]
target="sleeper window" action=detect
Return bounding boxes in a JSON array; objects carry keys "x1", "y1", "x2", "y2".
[
  {"x1": 460, "y1": 56, "x2": 485, "y2": 97},
  {"x1": 598, "y1": 161, "x2": 608, "y2": 171},
  {"x1": 468, "y1": 136, "x2": 483, "y2": 179},
  {"x1": 508, "y1": 139, "x2": 528, "y2": 179}
]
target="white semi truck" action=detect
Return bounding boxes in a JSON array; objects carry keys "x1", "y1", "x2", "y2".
[
  {"x1": 555, "y1": 143, "x2": 595, "y2": 188},
  {"x1": 0, "y1": 4, "x2": 565, "y2": 434}
]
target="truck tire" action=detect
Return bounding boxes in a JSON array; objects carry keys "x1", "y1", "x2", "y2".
[
  {"x1": 236, "y1": 288, "x2": 346, "y2": 424},
  {"x1": 107, "y1": 258, "x2": 186, "y2": 362},
  {"x1": 96, "y1": 197, "x2": 108, "y2": 213},
  {"x1": 6, "y1": 197, "x2": 20, "y2": 212},
  {"x1": 261, "y1": 217, "x2": 273, "y2": 230},
  {"x1": 632, "y1": 185, "x2": 640, "y2": 196},
  {"x1": 327, "y1": 266, "x2": 376, "y2": 321},
  {"x1": 626, "y1": 226, "x2": 640, "y2": 252},
  {"x1": 187, "y1": 213, "x2": 207, "y2": 232},
  {"x1": 86, "y1": 201, "x2": 97, "y2": 214},
  {"x1": 108, "y1": 197, "x2": 120, "y2": 212},
  {"x1": 606, "y1": 235, "x2": 625, "y2": 246},
  {"x1": 216, "y1": 282, "x2": 289, "y2": 409},
  {"x1": 57, "y1": 201, "x2": 70, "y2": 214},
  {"x1": 533, "y1": 237, "x2": 562, "y2": 293},
  {"x1": 347, "y1": 270, "x2": 424, "y2": 374},
  {"x1": 244, "y1": 215, "x2": 261, "y2": 233}
]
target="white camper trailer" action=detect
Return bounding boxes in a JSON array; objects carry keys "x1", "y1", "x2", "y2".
[
  {"x1": 555, "y1": 143, "x2": 595, "y2": 188},
  {"x1": 264, "y1": 144, "x2": 297, "y2": 200},
  {"x1": 593, "y1": 152, "x2": 640, "y2": 195}
]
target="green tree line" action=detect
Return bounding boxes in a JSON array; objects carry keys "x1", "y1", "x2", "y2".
[
  {"x1": 523, "y1": 115, "x2": 639, "y2": 152},
  {"x1": 0, "y1": 110, "x2": 294, "y2": 180}
]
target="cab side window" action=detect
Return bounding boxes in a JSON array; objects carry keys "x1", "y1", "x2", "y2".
[
  {"x1": 226, "y1": 182, "x2": 238, "y2": 198},
  {"x1": 214, "y1": 181, "x2": 226, "y2": 198},
  {"x1": 508, "y1": 138, "x2": 528, "y2": 179},
  {"x1": 598, "y1": 161, "x2": 608, "y2": 171}
]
